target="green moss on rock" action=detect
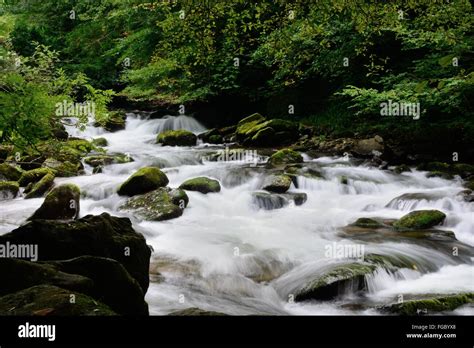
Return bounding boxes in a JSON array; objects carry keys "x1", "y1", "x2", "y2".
[
  {"x1": 0, "y1": 163, "x2": 23, "y2": 181},
  {"x1": 28, "y1": 184, "x2": 80, "y2": 220},
  {"x1": 179, "y1": 177, "x2": 221, "y2": 194},
  {"x1": 25, "y1": 173, "x2": 55, "y2": 199},
  {"x1": 383, "y1": 293, "x2": 474, "y2": 315},
  {"x1": 157, "y1": 130, "x2": 197, "y2": 146},
  {"x1": 92, "y1": 137, "x2": 108, "y2": 147},
  {"x1": 42, "y1": 158, "x2": 80, "y2": 177},
  {"x1": 393, "y1": 210, "x2": 446, "y2": 230},
  {"x1": 0, "y1": 181, "x2": 19, "y2": 199},
  {"x1": 351, "y1": 218, "x2": 384, "y2": 228},
  {"x1": 18, "y1": 168, "x2": 55, "y2": 187},
  {"x1": 269, "y1": 149, "x2": 303, "y2": 166},
  {"x1": 118, "y1": 167, "x2": 169, "y2": 196}
]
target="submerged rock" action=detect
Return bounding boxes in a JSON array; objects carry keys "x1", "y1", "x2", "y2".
[
  {"x1": 294, "y1": 263, "x2": 377, "y2": 301},
  {"x1": 120, "y1": 187, "x2": 187, "y2": 221},
  {"x1": 0, "y1": 213, "x2": 151, "y2": 293},
  {"x1": 0, "y1": 181, "x2": 19, "y2": 200},
  {"x1": 0, "y1": 285, "x2": 116, "y2": 316},
  {"x1": 168, "y1": 307, "x2": 228, "y2": 316},
  {"x1": 92, "y1": 137, "x2": 108, "y2": 147},
  {"x1": 262, "y1": 174, "x2": 292, "y2": 193},
  {"x1": 179, "y1": 177, "x2": 221, "y2": 194},
  {"x1": 252, "y1": 191, "x2": 307, "y2": 210},
  {"x1": 268, "y1": 149, "x2": 303, "y2": 166},
  {"x1": 157, "y1": 129, "x2": 197, "y2": 146},
  {"x1": 382, "y1": 293, "x2": 474, "y2": 315},
  {"x1": 393, "y1": 210, "x2": 446, "y2": 230},
  {"x1": 84, "y1": 153, "x2": 133, "y2": 168},
  {"x1": 28, "y1": 184, "x2": 80, "y2": 220},
  {"x1": 351, "y1": 218, "x2": 384, "y2": 229},
  {"x1": 24, "y1": 173, "x2": 55, "y2": 199},
  {"x1": 118, "y1": 167, "x2": 169, "y2": 196}
]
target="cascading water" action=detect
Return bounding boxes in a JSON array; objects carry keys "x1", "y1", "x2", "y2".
[{"x1": 1, "y1": 112, "x2": 472, "y2": 315}]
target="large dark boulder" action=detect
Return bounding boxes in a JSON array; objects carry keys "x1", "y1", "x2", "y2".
[
  {"x1": 28, "y1": 184, "x2": 80, "y2": 220},
  {"x1": 157, "y1": 130, "x2": 197, "y2": 146},
  {"x1": 118, "y1": 167, "x2": 169, "y2": 197},
  {"x1": 0, "y1": 213, "x2": 151, "y2": 293}
]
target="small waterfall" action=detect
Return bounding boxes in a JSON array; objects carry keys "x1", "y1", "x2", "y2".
[{"x1": 154, "y1": 115, "x2": 207, "y2": 134}]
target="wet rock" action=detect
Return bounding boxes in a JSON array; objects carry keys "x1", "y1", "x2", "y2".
[
  {"x1": 157, "y1": 129, "x2": 197, "y2": 146},
  {"x1": 179, "y1": 177, "x2": 221, "y2": 194},
  {"x1": 393, "y1": 164, "x2": 411, "y2": 174},
  {"x1": 351, "y1": 218, "x2": 384, "y2": 229},
  {"x1": 49, "y1": 256, "x2": 148, "y2": 316},
  {"x1": 393, "y1": 210, "x2": 446, "y2": 230},
  {"x1": 208, "y1": 134, "x2": 223, "y2": 144},
  {"x1": 262, "y1": 174, "x2": 292, "y2": 193},
  {"x1": 268, "y1": 149, "x2": 303, "y2": 166},
  {"x1": 0, "y1": 213, "x2": 151, "y2": 292},
  {"x1": 294, "y1": 263, "x2": 377, "y2": 301},
  {"x1": 28, "y1": 184, "x2": 80, "y2": 220},
  {"x1": 252, "y1": 191, "x2": 307, "y2": 210},
  {"x1": 18, "y1": 168, "x2": 55, "y2": 187},
  {"x1": 0, "y1": 285, "x2": 116, "y2": 316},
  {"x1": 118, "y1": 167, "x2": 169, "y2": 197},
  {"x1": 0, "y1": 163, "x2": 23, "y2": 181},
  {"x1": 417, "y1": 162, "x2": 474, "y2": 179},
  {"x1": 84, "y1": 153, "x2": 133, "y2": 168},
  {"x1": 120, "y1": 187, "x2": 187, "y2": 221},
  {"x1": 24, "y1": 173, "x2": 55, "y2": 199},
  {"x1": 92, "y1": 137, "x2": 108, "y2": 147},
  {"x1": 97, "y1": 111, "x2": 126, "y2": 132},
  {"x1": 0, "y1": 181, "x2": 19, "y2": 200},
  {"x1": 168, "y1": 307, "x2": 228, "y2": 316},
  {"x1": 353, "y1": 136, "x2": 384, "y2": 156},
  {"x1": 236, "y1": 116, "x2": 299, "y2": 147},
  {"x1": 42, "y1": 158, "x2": 80, "y2": 177},
  {"x1": 381, "y1": 293, "x2": 474, "y2": 315}
]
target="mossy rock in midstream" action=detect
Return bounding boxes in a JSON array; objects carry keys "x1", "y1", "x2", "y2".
[
  {"x1": 393, "y1": 210, "x2": 446, "y2": 230},
  {"x1": 157, "y1": 130, "x2": 197, "y2": 146},
  {"x1": 179, "y1": 177, "x2": 221, "y2": 194},
  {"x1": 119, "y1": 187, "x2": 188, "y2": 221},
  {"x1": 168, "y1": 307, "x2": 228, "y2": 316},
  {"x1": 94, "y1": 111, "x2": 127, "y2": 132},
  {"x1": 28, "y1": 184, "x2": 80, "y2": 220},
  {"x1": 268, "y1": 149, "x2": 303, "y2": 166},
  {"x1": 208, "y1": 134, "x2": 223, "y2": 144},
  {"x1": 465, "y1": 180, "x2": 474, "y2": 191},
  {"x1": 0, "y1": 284, "x2": 117, "y2": 316},
  {"x1": 92, "y1": 137, "x2": 108, "y2": 147},
  {"x1": 0, "y1": 163, "x2": 23, "y2": 181},
  {"x1": 294, "y1": 263, "x2": 377, "y2": 301},
  {"x1": 381, "y1": 293, "x2": 474, "y2": 315},
  {"x1": 236, "y1": 114, "x2": 299, "y2": 146},
  {"x1": 42, "y1": 158, "x2": 81, "y2": 177},
  {"x1": 18, "y1": 168, "x2": 56, "y2": 187},
  {"x1": 426, "y1": 171, "x2": 454, "y2": 180},
  {"x1": 262, "y1": 174, "x2": 292, "y2": 193},
  {"x1": 24, "y1": 173, "x2": 55, "y2": 199},
  {"x1": 0, "y1": 181, "x2": 20, "y2": 199},
  {"x1": 84, "y1": 153, "x2": 134, "y2": 168},
  {"x1": 118, "y1": 167, "x2": 169, "y2": 196},
  {"x1": 393, "y1": 164, "x2": 411, "y2": 174},
  {"x1": 350, "y1": 218, "x2": 385, "y2": 229}
]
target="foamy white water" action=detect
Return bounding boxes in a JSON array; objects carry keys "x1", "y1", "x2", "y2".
[{"x1": 1, "y1": 113, "x2": 472, "y2": 315}]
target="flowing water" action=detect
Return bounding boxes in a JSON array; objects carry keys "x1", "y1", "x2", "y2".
[{"x1": 1, "y1": 112, "x2": 473, "y2": 315}]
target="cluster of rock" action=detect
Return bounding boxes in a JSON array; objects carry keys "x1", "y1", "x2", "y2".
[{"x1": 0, "y1": 183, "x2": 151, "y2": 316}]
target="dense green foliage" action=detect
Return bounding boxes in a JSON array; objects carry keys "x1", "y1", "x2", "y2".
[{"x1": 1, "y1": 0, "x2": 473, "y2": 147}]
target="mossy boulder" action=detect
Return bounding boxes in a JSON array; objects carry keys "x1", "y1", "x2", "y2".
[
  {"x1": 118, "y1": 167, "x2": 169, "y2": 196},
  {"x1": 42, "y1": 158, "x2": 80, "y2": 177},
  {"x1": 0, "y1": 163, "x2": 23, "y2": 181},
  {"x1": 0, "y1": 181, "x2": 20, "y2": 199},
  {"x1": 351, "y1": 218, "x2": 384, "y2": 229},
  {"x1": 465, "y1": 180, "x2": 474, "y2": 191},
  {"x1": 426, "y1": 171, "x2": 454, "y2": 179},
  {"x1": 0, "y1": 213, "x2": 151, "y2": 293},
  {"x1": 84, "y1": 153, "x2": 133, "y2": 168},
  {"x1": 28, "y1": 184, "x2": 80, "y2": 220},
  {"x1": 0, "y1": 145, "x2": 14, "y2": 160},
  {"x1": 18, "y1": 168, "x2": 55, "y2": 187},
  {"x1": 157, "y1": 130, "x2": 197, "y2": 146},
  {"x1": 294, "y1": 263, "x2": 377, "y2": 301},
  {"x1": 269, "y1": 149, "x2": 303, "y2": 166},
  {"x1": 237, "y1": 113, "x2": 266, "y2": 126},
  {"x1": 236, "y1": 116, "x2": 299, "y2": 146},
  {"x1": 120, "y1": 187, "x2": 187, "y2": 221},
  {"x1": 97, "y1": 111, "x2": 127, "y2": 132},
  {"x1": 24, "y1": 173, "x2": 55, "y2": 199},
  {"x1": 262, "y1": 174, "x2": 292, "y2": 193},
  {"x1": 92, "y1": 137, "x2": 108, "y2": 147},
  {"x1": 393, "y1": 210, "x2": 446, "y2": 230},
  {"x1": 179, "y1": 177, "x2": 221, "y2": 194},
  {"x1": 382, "y1": 293, "x2": 474, "y2": 315},
  {"x1": 393, "y1": 164, "x2": 411, "y2": 174},
  {"x1": 208, "y1": 134, "x2": 223, "y2": 144},
  {"x1": 417, "y1": 162, "x2": 474, "y2": 179},
  {"x1": 0, "y1": 285, "x2": 116, "y2": 316}
]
